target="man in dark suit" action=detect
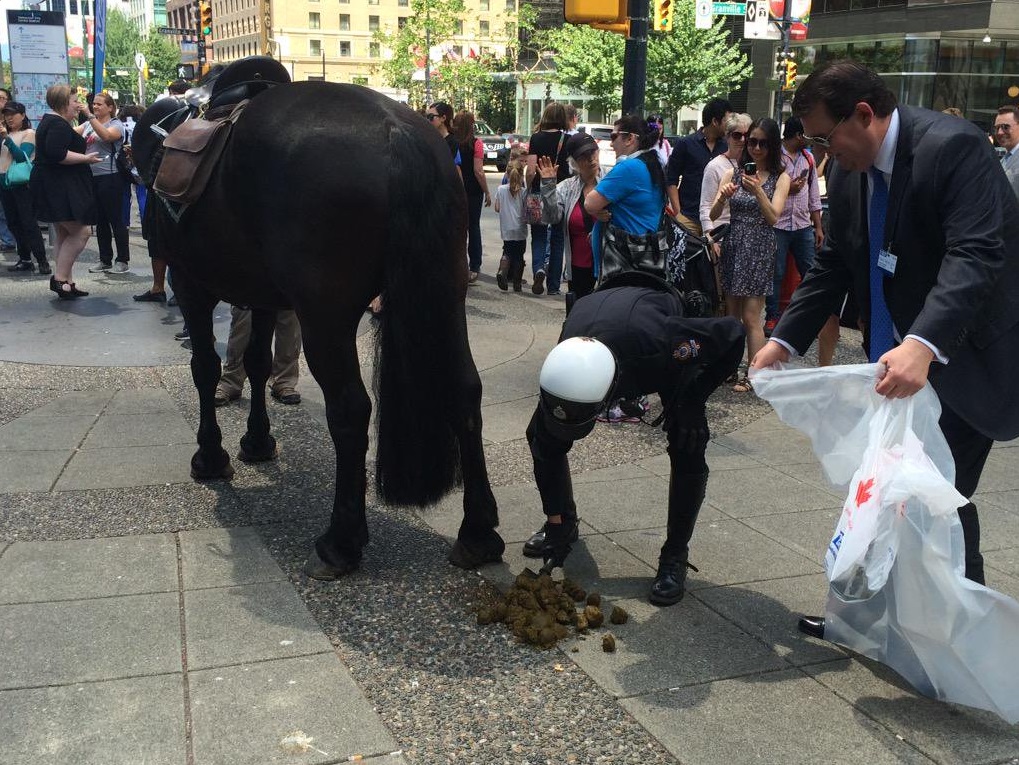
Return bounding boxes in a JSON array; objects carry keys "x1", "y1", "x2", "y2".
[{"x1": 751, "y1": 61, "x2": 1019, "y2": 639}]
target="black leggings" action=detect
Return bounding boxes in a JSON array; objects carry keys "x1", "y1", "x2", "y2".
[
  {"x1": 93, "y1": 173, "x2": 130, "y2": 265},
  {"x1": 0, "y1": 184, "x2": 46, "y2": 264}
]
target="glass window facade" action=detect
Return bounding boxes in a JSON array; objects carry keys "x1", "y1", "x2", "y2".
[{"x1": 795, "y1": 37, "x2": 1019, "y2": 131}]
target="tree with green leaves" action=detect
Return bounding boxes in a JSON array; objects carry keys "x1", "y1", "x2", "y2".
[
  {"x1": 372, "y1": 0, "x2": 466, "y2": 107},
  {"x1": 538, "y1": 0, "x2": 751, "y2": 121},
  {"x1": 102, "y1": 8, "x2": 143, "y2": 101},
  {"x1": 142, "y1": 25, "x2": 184, "y2": 97}
]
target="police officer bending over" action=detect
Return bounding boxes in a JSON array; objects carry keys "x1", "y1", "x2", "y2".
[{"x1": 524, "y1": 282, "x2": 745, "y2": 605}]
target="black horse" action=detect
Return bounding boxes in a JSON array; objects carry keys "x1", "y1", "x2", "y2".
[{"x1": 132, "y1": 74, "x2": 504, "y2": 578}]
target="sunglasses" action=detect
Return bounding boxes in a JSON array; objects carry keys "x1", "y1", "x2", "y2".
[
  {"x1": 727, "y1": 131, "x2": 746, "y2": 141},
  {"x1": 994, "y1": 124, "x2": 1012, "y2": 132},
  {"x1": 802, "y1": 116, "x2": 846, "y2": 148},
  {"x1": 610, "y1": 131, "x2": 634, "y2": 141},
  {"x1": 746, "y1": 137, "x2": 769, "y2": 149},
  {"x1": 425, "y1": 113, "x2": 440, "y2": 121}
]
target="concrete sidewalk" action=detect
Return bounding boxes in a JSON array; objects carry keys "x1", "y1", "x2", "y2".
[{"x1": 2, "y1": 192, "x2": 1019, "y2": 764}]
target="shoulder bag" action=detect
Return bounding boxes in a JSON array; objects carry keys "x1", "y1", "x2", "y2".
[{"x1": 525, "y1": 131, "x2": 566, "y2": 225}]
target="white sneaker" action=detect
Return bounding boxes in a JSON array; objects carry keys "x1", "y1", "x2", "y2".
[
  {"x1": 112, "y1": 262, "x2": 129, "y2": 273},
  {"x1": 88, "y1": 263, "x2": 112, "y2": 273}
]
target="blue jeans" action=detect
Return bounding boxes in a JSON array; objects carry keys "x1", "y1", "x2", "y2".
[
  {"x1": 530, "y1": 222, "x2": 564, "y2": 293},
  {"x1": 767, "y1": 226, "x2": 816, "y2": 320}
]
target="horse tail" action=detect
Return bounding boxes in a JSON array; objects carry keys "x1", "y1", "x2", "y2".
[{"x1": 373, "y1": 121, "x2": 467, "y2": 506}]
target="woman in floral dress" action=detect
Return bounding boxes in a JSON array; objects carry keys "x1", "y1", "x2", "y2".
[{"x1": 710, "y1": 117, "x2": 790, "y2": 392}]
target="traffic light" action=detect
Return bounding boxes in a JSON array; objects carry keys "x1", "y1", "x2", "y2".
[
  {"x1": 653, "y1": 0, "x2": 673, "y2": 31},
  {"x1": 775, "y1": 49, "x2": 789, "y2": 79},
  {"x1": 565, "y1": 0, "x2": 621, "y2": 23},
  {"x1": 784, "y1": 60, "x2": 797, "y2": 89},
  {"x1": 589, "y1": 0, "x2": 628, "y2": 34},
  {"x1": 199, "y1": 1, "x2": 212, "y2": 37}
]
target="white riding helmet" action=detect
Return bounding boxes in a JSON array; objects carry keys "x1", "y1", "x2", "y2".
[{"x1": 539, "y1": 337, "x2": 618, "y2": 441}]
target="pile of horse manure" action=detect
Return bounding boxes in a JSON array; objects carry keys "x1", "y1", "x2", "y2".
[
  {"x1": 602, "y1": 633, "x2": 616, "y2": 652},
  {"x1": 476, "y1": 568, "x2": 628, "y2": 650}
]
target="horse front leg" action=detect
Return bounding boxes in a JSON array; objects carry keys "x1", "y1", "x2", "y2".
[
  {"x1": 177, "y1": 274, "x2": 234, "y2": 481},
  {"x1": 448, "y1": 317, "x2": 504, "y2": 570},
  {"x1": 237, "y1": 307, "x2": 278, "y2": 463},
  {"x1": 298, "y1": 320, "x2": 370, "y2": 580}
]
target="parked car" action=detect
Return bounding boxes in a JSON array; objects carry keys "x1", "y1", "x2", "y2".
[
  {"x1": 475, "y1": 120, "x2": 510, "y2": 172},
  {"x1": 575, "y1": 122, "x2": 616, "y2": 170}
]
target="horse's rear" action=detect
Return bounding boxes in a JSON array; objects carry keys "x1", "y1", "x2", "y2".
[{"x1": 145, "y1": 83, "x2": 503, "y2": 575}]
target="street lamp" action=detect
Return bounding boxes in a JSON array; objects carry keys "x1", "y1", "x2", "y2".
[{"x1": 540, "y1": 50, "x2": 554, "y2": 104}]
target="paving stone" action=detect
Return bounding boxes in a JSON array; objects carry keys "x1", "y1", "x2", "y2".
[
  {"x1": 0, "y1": 415, "x2": 96, "y2": 450},
  {"x1": 21, "y1": 391, "x2": 114, "y2": 418},
  {"x1": 179, "y1": 527, "x2": 289, "y2": 590},
  {"x1": 611, "y1": 517, "x2": 822, "y2": 591},
  {"x1": 572, "y1": 475, "x2": 672, "y2": 533},
  {"x1": 423, "y1": 482, "x2": 559, "y2": 546},
  {"x1": 693, "y1": 573, "x2": 845, "y2": 666},
  {"x1": 574, "y1": 462, "x2": 653, "y2": 484},
  {"x1": 82, "y1": 412, "x2": 195, "y2": 449},
  {"x1": 773, "y1": 461, "x2": 847, "y2": 497},
  {"x1": 189, "y1": 654, "x2": 398, "y2": 765},
  {"x1": 705, "y1": 466, "x2": 837, "y2": 518},
  {"x1": 55, "y1": 443, "x2": 196, "y2": 490},
  {"x1": 106, "y1": 388, "x2": 180, "y2": 415},
  {"x1": 976, "y1": 451, "x2": 1019, "y2": 493},
  {"x1": 985, "y1": 546, "x2": 1019, "y2": 579},
  {"x1": 184, "y1": 581, "x2": 334, "y2": 670},
  {"x1": 637, "y1": 441, "x2": 761, "y2": 476},
  {"x1": 0, "y1": 674, "x2": 185, "y2": 765},
  {"x1": 0, "y1": 534, "x2": 178, "y2": 603},
  {"x1": 715, "y1": 430, "x2": 819, "y2": 467},
  {"x1": 479, "y1": 397, "x2": 536, "y2": 445},
  {"x1": 620, "y1": 670, "x2": 931, "y2": 765},
  {"x1": 0, "y1": 449, "x2": 72, "y2": 493},
  {"x1": 805, "y1": 658, "x2": 1019, "y2": 764},
  {"x1": 742, "y1": 506, "x2": 845, "y2": 561},
  {"x1": 0, "y1": 592, "x2": 182, "y2": 688},
  {"x1": 564, "y1": 594, "x2": 787, "y2": 698}
]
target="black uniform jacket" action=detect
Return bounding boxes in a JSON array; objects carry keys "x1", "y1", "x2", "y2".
[
  {"x1": 774, "y1": 105, "x2": 1019, "y2": 440},
  {"x1": 562, "y1": 286, "x2": 744, "y2": 402}
]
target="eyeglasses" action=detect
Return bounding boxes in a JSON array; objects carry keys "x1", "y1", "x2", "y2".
[
  {"x1": 610, "y1": 131, "x2": 634, "y2": 142},
  {"x1": 994, "y1": 123, "x2": 1013, "y2": 132},
  {"x1": 746, "y1": 137, "x2": 768, "y2": 149},
  {"x1": 802, "y1": 116, "x2": 846, "y2": 148},
  {"x1": 727, "y1": 131, "x2": 746, "y2": 141}
]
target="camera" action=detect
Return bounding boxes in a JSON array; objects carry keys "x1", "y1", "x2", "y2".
[{"x1": 743, "y1": 161, "x2": 757, "y2": 176}]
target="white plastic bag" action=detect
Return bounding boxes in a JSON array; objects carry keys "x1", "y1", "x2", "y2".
[{"x1": 753, "y1": 362, "x2": 1019, "y2": 724}]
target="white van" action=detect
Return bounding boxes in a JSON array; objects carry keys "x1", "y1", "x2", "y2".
[{"x1": 575, "y1": 123, "x2": 616, "y2": 170}]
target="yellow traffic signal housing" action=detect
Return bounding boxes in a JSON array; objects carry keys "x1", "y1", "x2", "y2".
[
  {"x1": 653, "y1": 0, "x2": 673, "y2": 31},
  {"x1": 566, "y1": 0, "x2": 623, "y2": 23},
  {"x1": 784, "y1": 60, "x2": 798, "y2": 89},
  {"x1": 199, "y1": 1, "x2": 213, "y2": 36}
]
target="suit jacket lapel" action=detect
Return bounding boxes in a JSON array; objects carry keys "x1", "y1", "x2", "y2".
[{"x1": 885, "y1": 107, "x2": 916, "y2": 246}]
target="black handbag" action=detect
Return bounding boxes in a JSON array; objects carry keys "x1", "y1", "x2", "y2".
[{"x1": 598, "y1": 210, "x2": 686, "y2": 290}]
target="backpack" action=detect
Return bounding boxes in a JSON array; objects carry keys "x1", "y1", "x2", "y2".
[{"x1": 115, "y1": 123, "x2": 134, "y2": 183}]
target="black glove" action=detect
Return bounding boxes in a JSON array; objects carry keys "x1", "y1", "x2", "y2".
[
  {"x1": 667, "y1": 403, "x2": 709, "y2": 455},
  {"x1": 542, "y1": 519, "x2": 575, "y2": 571}
]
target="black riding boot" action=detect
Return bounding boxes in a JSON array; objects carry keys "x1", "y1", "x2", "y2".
[
  {"x1": 650, "y1": 469, "x2": 708, "y2": 606},
  {"x1": 523, "y1": 408, "x2": 579, "y2": 558}
]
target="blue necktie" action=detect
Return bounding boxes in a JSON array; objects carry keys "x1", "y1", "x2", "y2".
[{"x1": 868, "y1": 169, "x2": 895, "y2": 362}]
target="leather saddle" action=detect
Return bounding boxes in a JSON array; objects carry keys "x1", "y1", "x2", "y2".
[{"x1": 153, "y1": 56, "x2": 290, "y2": 207}]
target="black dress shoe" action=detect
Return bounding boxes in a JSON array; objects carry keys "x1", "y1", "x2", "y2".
[
  {"x1": 797, "y1": 615, "x2": 826, "y2": 639},
  {"x1": 7, "y1": 260, "x2": 33, "y2": 272},
  {"x1": 522, "y1": 518, "x2": 580, "y2": 558},
  {"x1": 649, "y1": 557, "x2": 698, "y2": 606},
  {"x1": 37, "y1": 261, "x2": 52, "y2": 275}
]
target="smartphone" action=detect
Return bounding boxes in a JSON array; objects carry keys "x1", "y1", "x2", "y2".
[
  {"x1": 743, "y1": 161, "x2": 757, "y2": 176},
  {"x1": 799, "y1": 169, "x2": 809, "y2": 180}
]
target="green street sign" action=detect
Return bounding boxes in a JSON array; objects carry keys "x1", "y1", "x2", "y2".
[{"x1": 712, "y1": 2, "x2": 747, "y2": 13}]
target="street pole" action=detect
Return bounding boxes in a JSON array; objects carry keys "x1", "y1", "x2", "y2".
[
  {"x1": 774, "y1": 0, "x2": 793, "y2": 123},
  {"x1": 424, "y1": 1, "x2": 431, "y2": 105},
  {"x1": 620, "y1": 0, "x2": 647, "y2": 115}
]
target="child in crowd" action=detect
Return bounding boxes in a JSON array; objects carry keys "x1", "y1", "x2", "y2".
[{"x1": 494, "y1": 162, "x2": 527, "y2": 292}]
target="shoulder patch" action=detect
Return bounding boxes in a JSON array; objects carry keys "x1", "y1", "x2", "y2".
[{"x1": 672, "y1": 339, "x2": 701, "y2": 361}]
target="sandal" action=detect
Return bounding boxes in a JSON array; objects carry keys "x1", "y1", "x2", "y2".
[{"x1": 732, "y1": 375, "x2": 753, "y2": 393}]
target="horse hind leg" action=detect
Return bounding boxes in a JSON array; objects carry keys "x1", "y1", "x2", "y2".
[
  {"x1": 176, "y1": 274, "x2": 234, "y2": 481},
  {"x1": 447, "y1": 317, "x2": 505, "y2": 570},
  {"x1": 297, "y1": 316, "x2": 370, "y2": 580},
  {"x1": 236, "y1": 307, "x2": 279, "y2": 463}
]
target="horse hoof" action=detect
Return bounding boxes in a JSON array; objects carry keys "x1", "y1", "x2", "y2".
[
  {"x1": 303, "y1": 548, "x2": 360, "y2": 581},
  {"x1": 237, "y1": 435, "x2": 279, "y2": 463},
  {"x1": 448, "y1": 532, "x2": 505, "y2": 570},
  {"x1": 189, "y1": 451, "x2": 235, "y2": 481}
]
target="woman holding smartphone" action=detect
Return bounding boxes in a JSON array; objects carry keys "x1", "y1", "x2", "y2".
[{"x1": 709, "y1": 117, "x2": 790, "y2": 392}]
